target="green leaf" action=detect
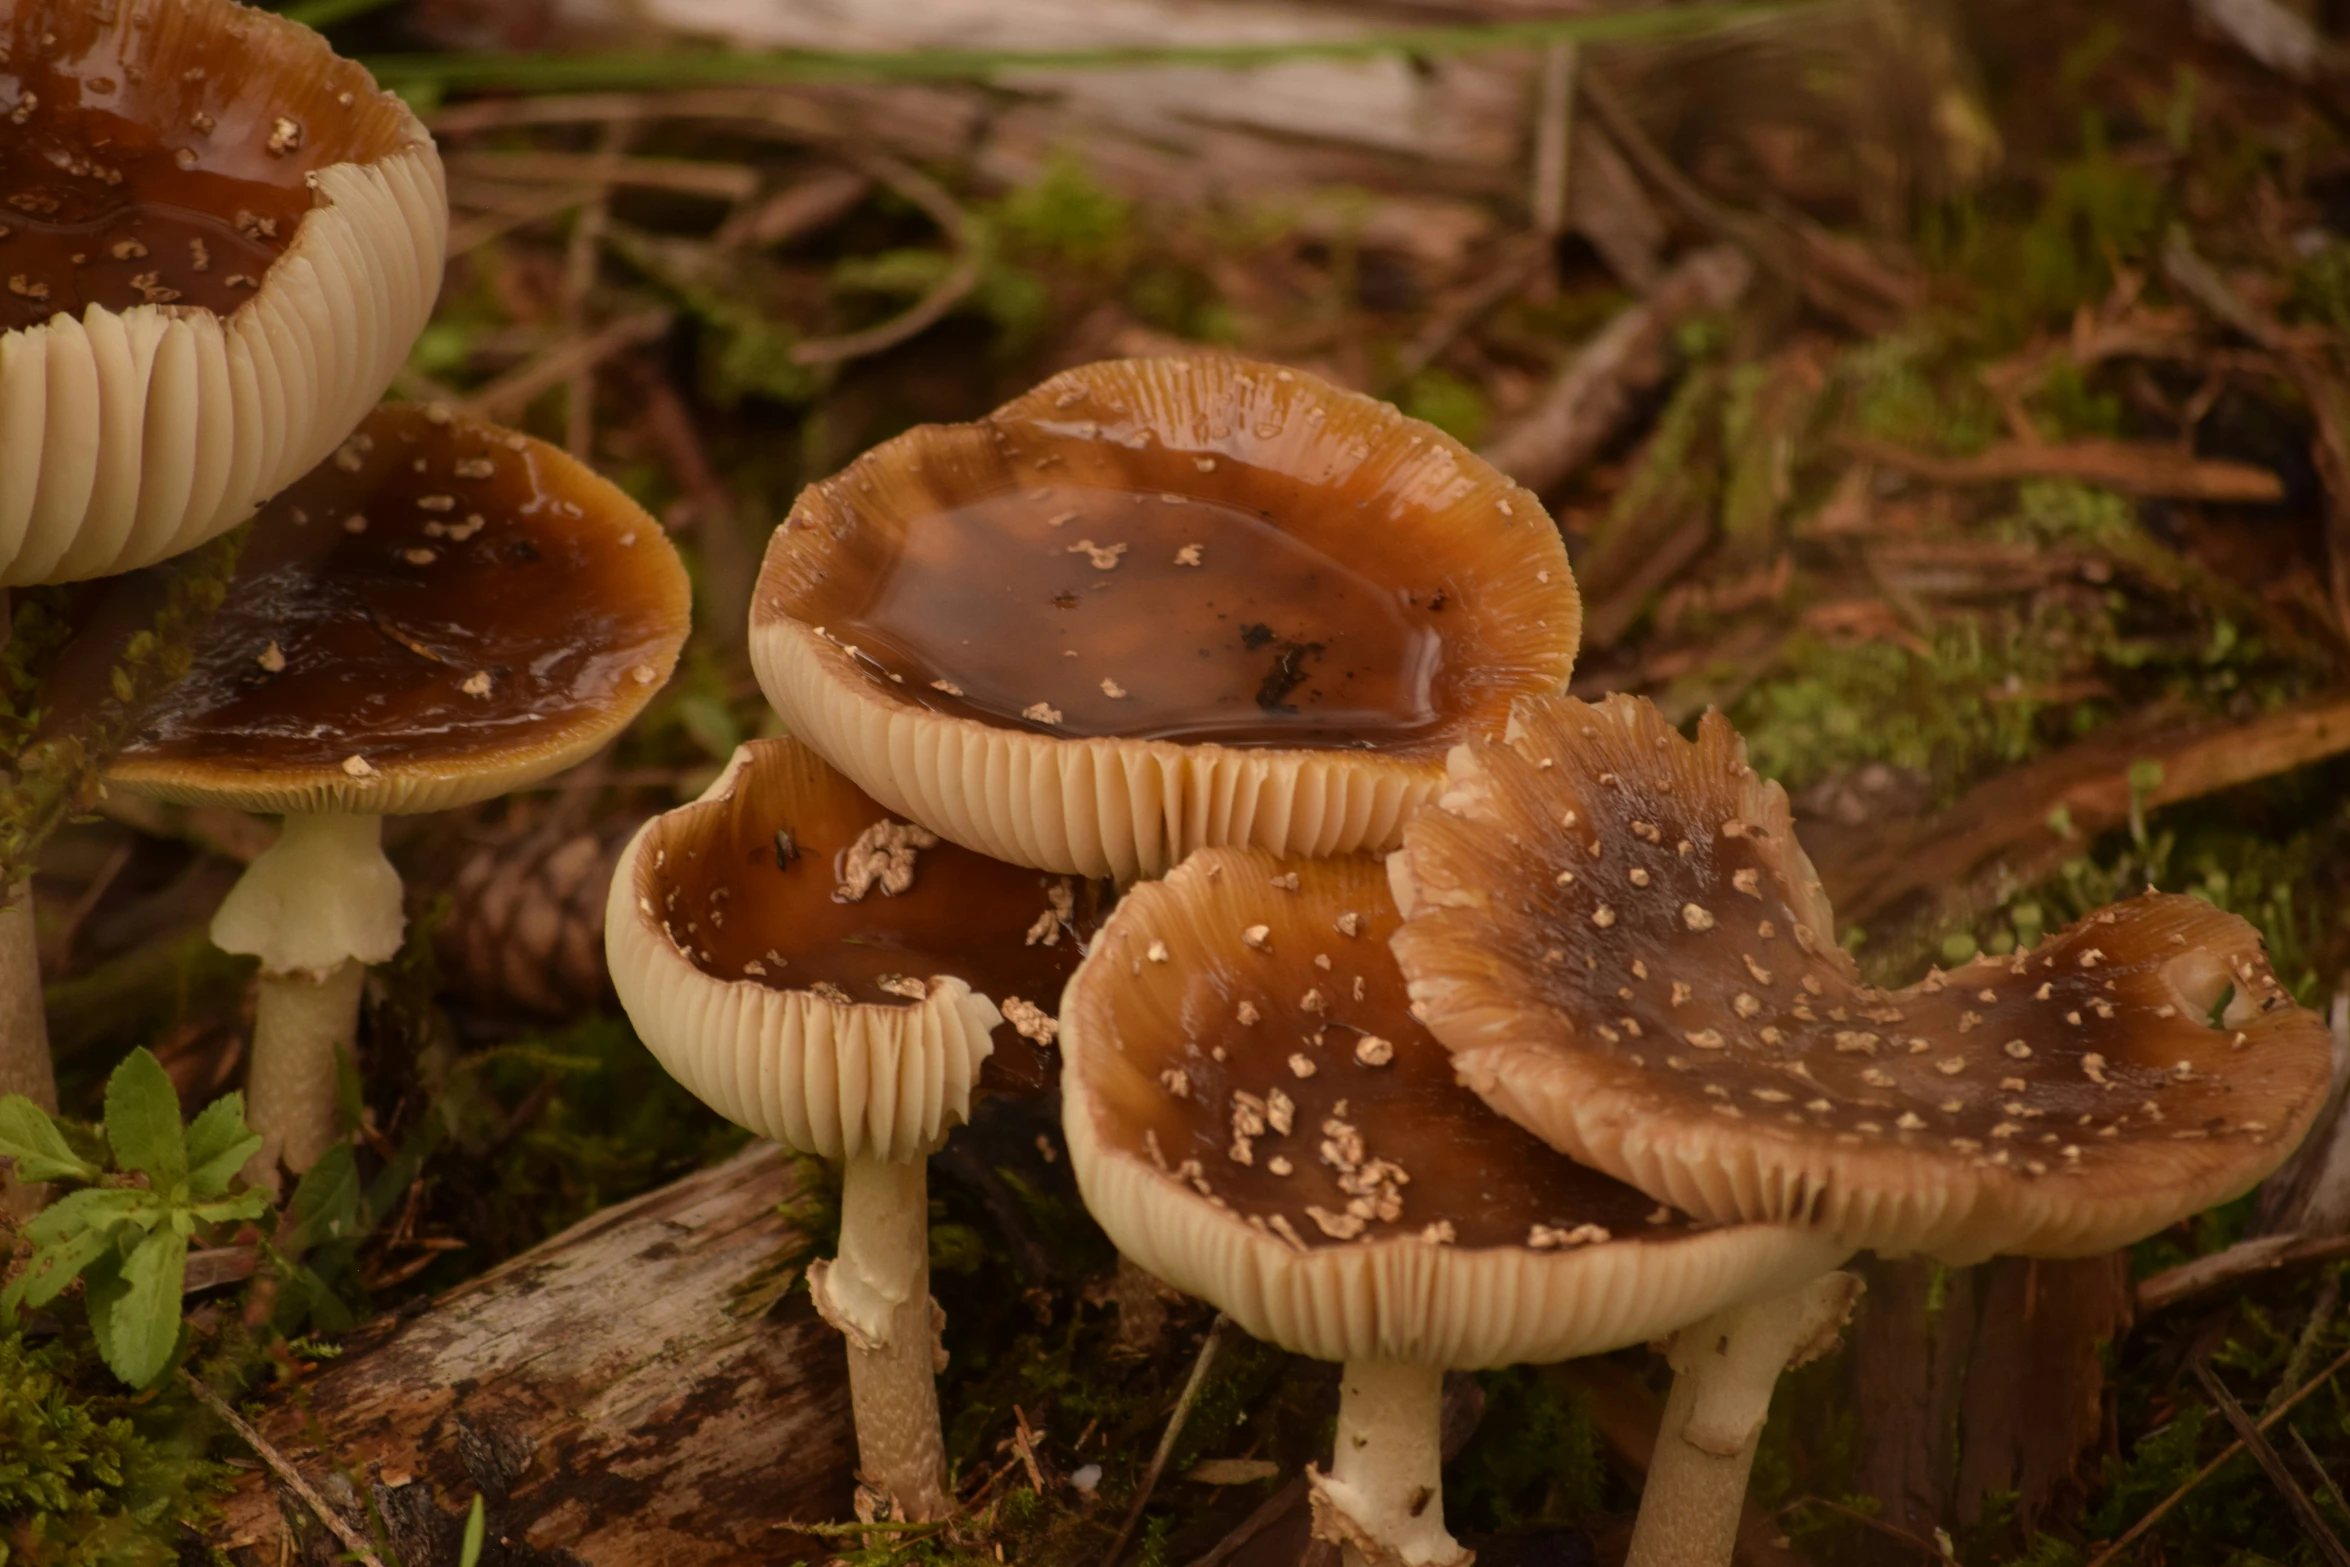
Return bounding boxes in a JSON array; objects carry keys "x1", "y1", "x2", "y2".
[
  {"x1": 22, "y1": 1185, "x2": 150, "y2": 1246},
  {"x1": 100, "y1": 1226, "x2": 188, "y2": 1387},
  {"x1": 82, "y1": 1249, "x2": 127, "y2": 1370},
  {"x1": 103, "y1": 1049, "x2": 186, "y2": 1189},
  {"x1": 184, "y1": 1094, "x2": 262, "y2": 1197},
  {"x1": 191, "y1": 1190, "x2": 271, "y2": 1227},
  {"x1": 3, "y1": 1219, "x2": 123, "y2": 1313},
  {"x1": 277, "y1": 1143, "x2": 363, "y2": 1256},
  {"x1": 459, "y1": 1494, "x2": 487, "y2": 1567},
  {"x1": 0, "y1": 1094, "x2": 102, "y2": 1184}
]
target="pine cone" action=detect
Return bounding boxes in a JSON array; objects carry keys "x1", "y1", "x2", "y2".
[{"x1": 434, "y1": 814, "x2": 643, "y2": 1018}]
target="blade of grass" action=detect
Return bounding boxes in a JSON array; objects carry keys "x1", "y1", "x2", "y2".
[{"x1": 360, "y1": 3, "x2": 1806, "y2": 93}]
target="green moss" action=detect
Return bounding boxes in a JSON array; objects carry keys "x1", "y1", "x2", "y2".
[
  {"x1": 1442, "y1": 1367, "x2": 1605, "y2": 1528},
  {"x1": 1838, "y1": 331, "x2": 2000, "y2": 455},
  {"x1": 1729, "y1": 619, "x2": 2066, "y2": 798},
  {"x1": 994, "y1": 153, "x2": 1134, "y2": 273},
  {"x1": 0, "y1": 1331, "x2": 226, "y2": 1566},
  {"x1": 1398, "y1": 369, "x2": 1492, "y2": 449}
]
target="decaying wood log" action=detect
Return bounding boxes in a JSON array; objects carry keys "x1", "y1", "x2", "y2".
[
  {"x1": 1843, "y1": 1253, "x2": 2133, "y2": 1538},
  {"x1": 412, "y1": 0, "x2": 1985, "y2": 301},
  {"x1": 217, "y1": 1143, "x2": 857, "y2": 1566},
  {"x1": 1811, "y1": 690, "x2": 2350, "y2": 937}
]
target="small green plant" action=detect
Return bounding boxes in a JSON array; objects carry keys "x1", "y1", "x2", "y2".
[{"x1": 0, "y1": 1050, "x2": 269, "y2": 1388}]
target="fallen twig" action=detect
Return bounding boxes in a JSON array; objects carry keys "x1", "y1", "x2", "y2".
[
  {"x1": 182, "y1": 1371, "x2": 389, "y2": 1567},
  {"x1": 458, "y1": 310, "x2": 674, "y2": 422},
  {"x1": 1100, "y1": 1315, "x2": 1233, "y2": 1567},
  {"x1": 1840, "y1": 432, "x2": 2285, "y2": 503},
  {"x1": 1479, "y1": 244, "x2": 1752, "y2": 494},
  {"x1": 2138, "y1": 1232, "x2": 2350, "y2": 1312},
  {"x1": 2084, "y1": 1340, "x2": 2350, "y2": 1566},
  {"x1": 2191, "y1": 1359, "x2": 2350, "y2": 1567},
  {"x1": 1179, "y1": 1476, "x2": 1309, "y2": 1567},
  {"x1": 445, "y1": 149, "x2": 762, "y2": 201},
  {"x1": 788, "y1": 149, "x2": 978, "y2": 367},
  {"x1": 1814, "y1": 691, "x2": 2350, "y2": 928}
]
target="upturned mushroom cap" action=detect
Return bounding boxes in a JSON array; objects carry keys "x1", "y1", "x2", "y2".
[
  {"x1": 607, "y1": 736, "x2": 1105, "y2": 1161},
  {"x1": 1389, "y1": 692, "x2": 2338, "y2": 1266},
  {"x1": 1059, "y1": 847, "x2": 1846, "y2": 1368},
  {"x1": 49, "y1": 403, "x2": 689, "y2": 815},
  {"x1": 0, "y1": 0, "x2": 446, "y2": 586},
  {"x1": 751, "y1": 355, "x2": 1579, "y2": 881}
]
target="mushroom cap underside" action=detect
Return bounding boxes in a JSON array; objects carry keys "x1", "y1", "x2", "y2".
[
  {"x1": 750, "y1": 354, "x2": 1580, "y2": 879},
  {"x1": 1390, "y1": 691, "x2": 2337, "y2": 1266},
  {"x1": 607, "y1": 736, "x2": 1109, "y2": 1160},
  {"x1": 49, "y1": 404, "x2": 688, "y2": 815},
  {"x1": 1, "y1": 0, "x2": 446, "y2": 586},
  {"x1": 1061, "y1": 846, "x2": 1846, "y2": 1368}
]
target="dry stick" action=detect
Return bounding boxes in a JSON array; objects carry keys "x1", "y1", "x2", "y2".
[
  {"x1": 788, "y1": 148, "x2": 978, "y2": 367},
  {"x1": 562, "y1": 124, "x2": 632, "y2": 460},
  {"x1": 180, "y1": 1372, "x2": 389, "y2": 1567},
  {"x1": 2085, "y1": 1340, "x2": 2350, "y2": 1566},
  {"x1": 2271, "y1": 1271, "x2": 2344, "y2": 1415},
  {"x1": 1386, "y1": 39, "x2": 1574, "y2": 388},
  {"x1": 444, "y1": 149, "x2": 763, "y2": 201},
  {"x1": 2190, "y1": 1359, "x2": 2350, "y2": 1567},
  {"x1": 1100, "y1": 1314, "x2": 1233, "y2": 1567},
  {"x1": 2137, "y1": 1232, "x2": 2350, "y2": 1312},
  {"x1": 1839, "y1": 431, "x2": 2284, "y2": 504},
  {"x1": 459, "y1": 309, "x2": 673, "y2": 422},
  {"x1": 2293, "y1": 1426, "x2": 2350, "y2": 1524},
  {"x1": 1179, "y1": 1475, "x2": 1309, "y2": 1567},
  {"x1": 1529, "y1": 39, "x2": 1577, "y2": 241}
]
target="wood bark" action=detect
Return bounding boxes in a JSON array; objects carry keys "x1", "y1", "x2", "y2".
[
  {"x1": 217, "y1": 1143, "x2": 857, "y2": 1566},
  {"x1": 1842, "y1": 1254, "x2": 2132, "y2": 1538}
]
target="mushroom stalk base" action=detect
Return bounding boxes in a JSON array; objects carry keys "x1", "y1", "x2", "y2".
[
  {"x1": 0, "y1": 876, "x2": 55, "y2": 1218},
  {"x1": 243, "y1": 961, "x2": 365, "y2": 1179},
  {"x1": 809, "y1": 1152, "x2": 950, "y2": 1522},
  {"x1": 1625, "y1": 1272, "x2": 1864, "y2": 1567},
  {"x1": 1311, "y1": 1359, "x2": 1467, "y2": 1567},
  {"x1": 0, "y1": 877, "x2": 54, "y2": 1112}
]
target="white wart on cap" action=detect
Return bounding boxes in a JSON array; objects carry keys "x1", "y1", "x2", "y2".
[
  {"x1": 0, "y1": 0, "x2": 447, "y2": 585},
  {"x1": 607, "y1": 736, "x2": 1105, "y2": 1162},
  {"x1": 752, "y1": 355, "x2": 1579, "y2": 881},
  {"x1": 1059, "y1": 847, "x2": 1844, "y2": 1370},
  {"x1": 1389, "y1": 691, "x2": 2339, "y2": 1266}
]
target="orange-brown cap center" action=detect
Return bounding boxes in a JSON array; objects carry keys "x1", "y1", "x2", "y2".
[{"x1": 0, "y1": 0, "x2": 410, "y2": 332}]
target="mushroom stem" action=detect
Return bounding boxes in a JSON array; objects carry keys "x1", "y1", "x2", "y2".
[
  {"x1": 1625, "y1": 1272, "x2": 1864, "y2": 1567},
  {"x1": 1312, "y1": 1358, "x2": 1466, "y2": 1567},
  {"x1": 212, "y1": 812, "x2": 406, "y2": 1178},
  {"x1": 0, "y1": 875, "x2": 54, "y2": 1114},
  {"x1": 809, "y1": 1151, "x2": 951, "y2": 1521},
  {"x1": 244, "y1": 961, "x2": 366, "y2": 1178}
]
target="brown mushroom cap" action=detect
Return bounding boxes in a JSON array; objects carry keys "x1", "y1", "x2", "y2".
[
  {"x1": 606, "y1": 738, "x2": 1104, "y2": 1159},
  {"x1": 613, "y1": 734, "x2": 1103, "y2": 1099},
  {"x1": 0, "y1": 0, "x2": 446, "y2": 585},
  {"x1": 1389, "y1": 692, "x2": 2338, "y2": 1266},
  {"x1": 1060, "y1": 846, "x2": 1846, "y2": 1368},
  {"x1": 752, "y1": 355, "x2": 1579, "y2": 880},
  {"x1": 48, "y1": 403, "x2": 688, "y2": 815}
]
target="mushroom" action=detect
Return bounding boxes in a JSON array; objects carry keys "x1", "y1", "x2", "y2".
[
  {"x1": 1387, "y1": 690, "x2": 2337, "y2": 1564},
  {"x1": 45, "y1": 404, "x2": 689, "y2": 1177},
  {"x1": 0, "y1": 0, "x2": 447, "y2": 1129},
  {"x1": 605, "y1": 735, "x2": 1104, "y2": 1520},
  {"x1": 0, "y1": 0, "x2": 446, "y2": 587},
  {"x1": 1058, "y1": 846, "x2": 1848, "y2": 1566},
  {"x1": 750, "y1": 355, "x2": 1579, "y2": 881}
]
